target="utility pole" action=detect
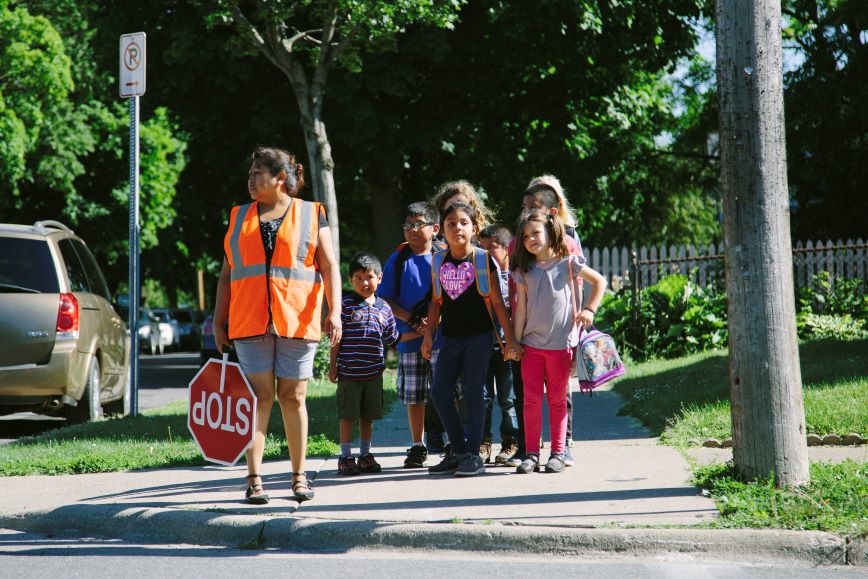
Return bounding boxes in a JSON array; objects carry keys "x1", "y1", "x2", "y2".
[{"x1": 716, "y1": 0, "x2": 809, "y2": 487}]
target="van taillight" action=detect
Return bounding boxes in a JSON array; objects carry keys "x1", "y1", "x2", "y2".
[{"x1": 57, "y1": 293, "x2": 79, "y2": 337}]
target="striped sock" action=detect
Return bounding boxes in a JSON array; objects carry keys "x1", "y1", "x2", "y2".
[
  {"x1": 360, "y1": 439, "x2": 371, "y2": 456},
  {"x1": 340, "y1": 442, "x2": 352, "y2": 457}
]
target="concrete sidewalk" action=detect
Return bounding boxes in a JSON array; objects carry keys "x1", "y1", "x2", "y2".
[{"x1": 0, "y1": 383, "x2": 862, "y2": 566}]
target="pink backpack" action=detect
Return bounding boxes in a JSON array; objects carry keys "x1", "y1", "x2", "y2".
[{"x1": 568, "y1": 260, "x2": 626, "y2": 395}]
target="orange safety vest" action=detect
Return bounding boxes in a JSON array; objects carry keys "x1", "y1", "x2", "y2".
[{"x1": 224, "y1": 200, "x2": 324, "y2": 340}]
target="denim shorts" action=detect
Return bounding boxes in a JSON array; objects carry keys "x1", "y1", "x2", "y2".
[{"x1": 233, "y1": 333, "x2": 318, "y2": 380}]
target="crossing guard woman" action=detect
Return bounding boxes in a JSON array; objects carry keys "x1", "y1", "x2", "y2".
[{"x1": 213, "y1": 147, "x2": 342, "y2": 504}]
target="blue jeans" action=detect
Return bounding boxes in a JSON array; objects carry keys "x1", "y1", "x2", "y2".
[
  {"x1": 484, "y1": 351, "x2": 517, "y2": 442},
  {"x1": 431, "y1": 332, "x2": 492, "y2": 456}
]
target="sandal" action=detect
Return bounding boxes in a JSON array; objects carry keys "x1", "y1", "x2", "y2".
[
  {"x1": 291, "y1": 471, "x2": 315, "y2": 502},
  {"x1": 244, "y1": 473, "x2": 270, "y2": 505}
]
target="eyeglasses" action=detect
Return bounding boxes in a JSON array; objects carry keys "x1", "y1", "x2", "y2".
[{"x1": 401, "y1": 221, "x2": 435, "y2": 232}]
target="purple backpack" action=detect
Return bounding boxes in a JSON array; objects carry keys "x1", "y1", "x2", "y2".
[
  {"x1": 576, "y1": 327, "x2": 625, "y2": 395},
  {"x1": 567, "y1": 260, "x2": 625, "y2": 395}
]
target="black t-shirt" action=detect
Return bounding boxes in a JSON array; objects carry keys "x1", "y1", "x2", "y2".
[{"x1": 438, "y1": 251, "x2": 499, "y2": 338}]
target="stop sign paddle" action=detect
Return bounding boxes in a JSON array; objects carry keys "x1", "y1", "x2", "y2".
[{"x1": 188, "y1": 353, "x2": 257, "y2": 466}]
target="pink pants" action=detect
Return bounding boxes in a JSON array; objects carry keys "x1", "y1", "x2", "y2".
[{"x1": 521, "y1": 345, "x2": 571, "y2": 455}]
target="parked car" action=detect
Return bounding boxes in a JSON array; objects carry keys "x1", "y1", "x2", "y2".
[
  {"x1": 149, "y1": 308, "x2": 178, "y2": 352},
  {"x1": 138, "y1": 309, "x2": 163, "y2": 355},
  {"x1": 199, "y1": 313, "x2": 236, "y2": 365},
  {"x1": 0, "y1": 220, "x2": 130, "y2": 422},
  {"x1": 171, "y1": 308, "x2": 201, "y2": 351}
]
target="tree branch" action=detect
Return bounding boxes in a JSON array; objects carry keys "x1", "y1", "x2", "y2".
[
  {"x1": 229, "y1": 3, "x2": 281, "y2": 70},
  {"x1": 651, "y1": 150, "x2": 720, "y2": 161}
]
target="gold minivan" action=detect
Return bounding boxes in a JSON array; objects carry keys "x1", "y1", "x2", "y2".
[{"x1": 0, "y1": 221, "x2": 130, "y2": 422}]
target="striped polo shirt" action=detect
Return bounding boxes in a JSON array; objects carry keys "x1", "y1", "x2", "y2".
[{"x1": 337, "y1": 293, "x2": 399, "y2": 380}]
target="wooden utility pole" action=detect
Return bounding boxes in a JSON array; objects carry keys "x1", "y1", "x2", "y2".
[{"x1": 716, "y1": 0, "x2": 809, "y2": 487}]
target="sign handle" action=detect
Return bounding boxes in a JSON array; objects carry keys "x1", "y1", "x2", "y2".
[{"x1": 219, "y1": 352, "x2": 229, "y2": 394}]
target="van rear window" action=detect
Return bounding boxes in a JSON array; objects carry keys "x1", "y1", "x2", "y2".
[{"x1": 0, "y1": 238, "x2": 60, "y2": 293}]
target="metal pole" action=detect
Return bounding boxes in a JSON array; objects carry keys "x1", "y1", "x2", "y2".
[{"x1": 128, "y1": 95, "x2": 141, "y2": 417}]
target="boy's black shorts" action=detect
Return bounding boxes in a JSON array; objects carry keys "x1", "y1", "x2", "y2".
[{"x1": 336, "y1": 375, "x2": 384, "y2": 420}]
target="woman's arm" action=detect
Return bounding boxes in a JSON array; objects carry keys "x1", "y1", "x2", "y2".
[
  {"x1": 420, "y1": 299, "x2": 440, "y2": 361},
  {"x1": 315, "y1": 225, "x2": 343, "y2": 347},
  {"x1": 576, "y1": 265, "x2": 607, "y2": 328},
  {"x1": 213, "y1": 258, "x2": 232, "y2": 354}
]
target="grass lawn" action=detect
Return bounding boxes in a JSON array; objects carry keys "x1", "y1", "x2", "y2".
[
  {"x1": 614, "y1": 338, "x2": 867, "y2": 536},
  {"x1": 0, "y1": 373, "x2": 397, "y2": 476},
  {"x1": 693, "y1": 460, "x2": 868, "y2": 536},
  {"x1": 613, "y1": 338, "x2": 868, "y2": 446}
]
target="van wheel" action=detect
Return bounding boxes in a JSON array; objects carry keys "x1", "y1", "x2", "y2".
[
  {"x1": 105, "y1": 362, "x2": 131, "y2": 417},
  {"x1": 66, "y1": 356, "x2": 104, "y2": 424}
]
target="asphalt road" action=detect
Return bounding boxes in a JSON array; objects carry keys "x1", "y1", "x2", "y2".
[
  {"x1": 0, "y1": 352, "x2": 200, "y2": 445},
  {"x1": 2, "y1": 529, "x2": 862, "y2": 578}
]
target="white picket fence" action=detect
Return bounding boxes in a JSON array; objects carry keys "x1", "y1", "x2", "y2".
[{"x1": 582, "y1": 239, "x2": 867, "y2": 291}]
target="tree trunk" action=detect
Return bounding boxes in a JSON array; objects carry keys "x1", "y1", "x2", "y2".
[
  {"x1": 716, "y1": 0, "x2": 809, "y2": 487},
  {"x1": 297, "y1": 98, "x2": 340, "y2": 261}
]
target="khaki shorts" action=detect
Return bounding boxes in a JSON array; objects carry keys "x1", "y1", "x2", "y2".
[{"x1": 336, "y1": 376, "x2": 384, "y2": 420}]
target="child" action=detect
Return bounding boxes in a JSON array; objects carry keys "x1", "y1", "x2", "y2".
[
  {"x1": 379, "y1": 202, "x2": 446, "y2": 468},
  {"x1": 329, "y1": 253, "x2": 399, "y2": 475},
  {"x1": 478, "y1": 224, "x2": 519, "y2": 464},
  {"x1": 421, "y1": 202, "x2": 522, "y2": 477},
  {"x1": 511, "y1": 210, "x2": 606, "y2": 474},
  {"x1": 514, "y1": 175, "x2": 584, "y2": 466},
  {"x1": 432, "y1": 180, "x2": 495, "y2": 240}
]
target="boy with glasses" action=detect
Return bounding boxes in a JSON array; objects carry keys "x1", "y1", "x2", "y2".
[{"x1": 379, "y1": 202, "x2": 447, "y2": 467}]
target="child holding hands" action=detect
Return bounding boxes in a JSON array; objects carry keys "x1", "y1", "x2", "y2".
[
  {"x1": 511, "y1": 211, "x2": 606, "y2": 474},
  {"x1": 421, "y1": 202, "x2": 522, "y2": 477}
]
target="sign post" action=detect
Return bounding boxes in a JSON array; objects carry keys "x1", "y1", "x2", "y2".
[
  {"x1": 120, "y1": 32, "x2": 146, "y2": 417},
  {"x1": 188, "y1": 354, "x2": 258, "y2": 465}
]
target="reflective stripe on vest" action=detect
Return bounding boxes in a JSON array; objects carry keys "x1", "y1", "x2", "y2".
[
  {"x1": 225, "y1": 200, "x2": 324, "y2": 340},
  {"x1": 227, "y1": 202, "x2": 321, "y2": 284}
]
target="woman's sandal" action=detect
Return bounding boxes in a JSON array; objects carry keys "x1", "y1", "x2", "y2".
[
  {"x1": 245, "y1": 474, "x2": 270, "y2": 505},
  {"x1": 291, "y1": 471, "x2": 315, "y2": 502}
]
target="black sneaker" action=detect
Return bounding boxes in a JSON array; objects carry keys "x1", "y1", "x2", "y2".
[
  {"x1": 404, "y1": 445, "x2": 428, "y2": 468},
  {"x1": 479, "y1": 439, "x2": 492, "y2": 464},
  {"x1": 516, "y1": 453, "x2": 540, "y2": 474},
  {"x1": 427, "y1": 453, "x2": 460, "y2": 475},
  {"x1": 338, "y1": 455, "x2": 360, "y2": 476},
  {"x1": 454, "y1": 453, "x2": 484, "y2": 477},
  {"x1": 545, "y1": 452, "x2": 566, "y2": 473},
  {"x1": 358, "y1": 453, "x2": 382, "y2": 474}
]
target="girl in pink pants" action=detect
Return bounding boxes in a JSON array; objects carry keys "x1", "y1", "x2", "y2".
[{"x1": 510, "y1": 210, "x2": 606, "y2": 474}]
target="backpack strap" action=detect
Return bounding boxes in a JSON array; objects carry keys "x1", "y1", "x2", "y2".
[
  {"x1": 431, "y1": 250, "x2": 446, "y2": 304},
  {"x1": 392, "y1": 242, "x2": 413, "y2": 297},
  {"x1": 473, "y1": 248, "x2": 505, "y2": 353}
]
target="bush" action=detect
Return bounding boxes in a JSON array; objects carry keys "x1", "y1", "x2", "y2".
[
  {"x1": 598, "y1": 274, "x2": 727, "y2": 361},
  {"x1": 600, "y1": 271, "x2": 867, "y2": 362}
]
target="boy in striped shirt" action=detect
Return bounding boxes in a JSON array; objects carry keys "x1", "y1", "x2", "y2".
[{"x1": 329, "y1": 253, "x2": 399, "y2": 475}]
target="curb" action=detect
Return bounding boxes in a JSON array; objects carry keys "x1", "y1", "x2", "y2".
[{"x1": 2, "y1": 506, "x2": 859, "y2": 566}]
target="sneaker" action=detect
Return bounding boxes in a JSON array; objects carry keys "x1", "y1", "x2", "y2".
[
  {"x1": 504, "y1": 450, "x2": 523, "y2": 468},
  {"x1": 563, "y1": 446, "x2": 575, "y2": 467},
  {"x1": 455, "y1": 453, "x2": 485, "y2": 477},
  {"x1": 495, "y1": 440, "x2": 518, "y2": 465},
  {"x1": 358, "y1": 453, "x2": 382, "y2": 474},
  {"x1": 516, "y1": 453, "x2": 540, "y2": 474},
  {"x1": 338, "y1": 455, "x2": 360, "y2": 476},
  {"x1": 428, "y1": 452, "x2": 460, "y2": 475},
  {"x1": 545, "y1": 452, "x2": 566, "y2": 473},
  {"x1": 404, "y1": 445, "x2": 428, "y2": 468},
  {"x1": 479, "y1": 439, "x2": 492, "y2": 464}
]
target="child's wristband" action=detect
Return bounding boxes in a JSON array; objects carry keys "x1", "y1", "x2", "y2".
[{"x1": 583, "y1": 306, "x2": 596, "y2": 315}]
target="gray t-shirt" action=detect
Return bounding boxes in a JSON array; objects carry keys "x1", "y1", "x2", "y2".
[{"x1": 511, "y1": 254, "x2": 586, "y2": 350}]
